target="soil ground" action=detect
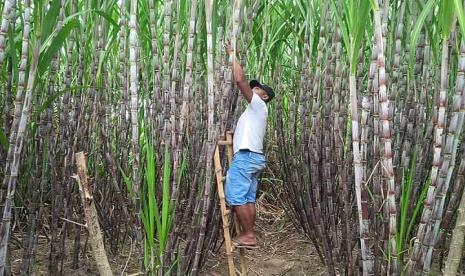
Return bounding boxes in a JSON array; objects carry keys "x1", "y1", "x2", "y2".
[
  {"x1": 9, "y1": 199, "x2": 326, "y2": 275},
  {"x1": 202, "y1": 200, "x2": 327, "y2": 276},
  {"x1": 9, "y1": 234, "x2": 141, "y2": 275}
]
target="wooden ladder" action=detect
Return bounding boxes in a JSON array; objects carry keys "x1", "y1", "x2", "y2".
[{"x1": 214, "y1": 131, "x2": 247, "y2": 276}]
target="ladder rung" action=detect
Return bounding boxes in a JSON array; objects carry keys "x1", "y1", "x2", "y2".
[{"x1": 218, "y1": 140, "x2": 233, "y2": 146}]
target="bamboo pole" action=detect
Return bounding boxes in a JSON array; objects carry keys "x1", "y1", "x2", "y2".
[
  {"x1": 74, "y1": 152, "x2": 113, "y2": 276},
  {"x1": 214, "y1": 146, "x2": 236, "y2": 276}
]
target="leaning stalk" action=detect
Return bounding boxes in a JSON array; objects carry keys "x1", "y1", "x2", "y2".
[{"x1": 0, "y1": 28, "x2": 41, "y2": 275}]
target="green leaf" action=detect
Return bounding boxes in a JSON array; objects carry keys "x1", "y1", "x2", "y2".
[
  {"x1": 439, "y1": 0, "x2": 455, "y2": 39},
  {"x1": 454, "y1": 0, "x2": 465, "y2": 39},
  {"x1": 7, "y1": 25, "x2": 19, "y2": 83},
  {"x1": 34, "y1": 88, "x2": 67, "y2": 116},
  {"x1": 397, "y1": 145, "x2": 418, "y2": 256},
  {"x1": 350, "y1": 0, "x2": 371, "y2": 73},
  {"x1": 330, "y1": 0, "x2": 350, "y2": 61},
  {"x1": 145, "y1": 137, "x2": 159, "y2": 244},
  {"x1": 409, "y1": 0, "x2": 438, "y2": 81},
  {"x1": 160, "y1": 143, "x2": 171, "y2": 255},
  {"x1": 369, "y1": 0, "x2": 378, "y2": 10},
  {"x1": 0, "y1": 128, "x2": 9, "y2": 151},
  {"x1": 119, "y1": 166, "x2": 135, "y2": 203},
  {"x1": 407, "y1": 178, "x2": 430, "y2": 243},
  {"x1": 42, "y1": 0, "x2": 61, "y2": 42},
  {"x1": 38, "y1": 19, "x2": 79, "y2": 77},
  {"x1": 94, "y1": 10, "x2": 120, "y2": 30}
]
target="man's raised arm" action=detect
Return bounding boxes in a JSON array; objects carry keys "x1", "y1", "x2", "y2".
[
  {"x1": 232, "y1": 60, "x2": 253, "y2": 103},
  {"x1": 226, "y1": 41, "x2": 253, "y2": 103}
]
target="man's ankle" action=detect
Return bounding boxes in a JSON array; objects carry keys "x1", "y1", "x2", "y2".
[{"x1": 242, "y1": 231, "x2": 255, "y2": 238}]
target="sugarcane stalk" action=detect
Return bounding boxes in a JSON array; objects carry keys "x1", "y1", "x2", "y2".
[
  {"x1": 410, "y1": 37, "x2": 450, "y2": 274},
  {"x1": 148, "y1": 0, "x2": 162, "y2": 137},
  {"x1": 438, "y1": 41, "x2": 465, "y2": 243},
  {"x1": 191, "y1": 0, "x2": 216, "y2": 274},
  {"x1": 0, "y1": 0, "x2": 15, "y2": 72},
  {"x1": 426, "y1": 37, "x2": 465, "y2": 271},
  {"x1": 2, "y1": 0, "x2": 31, "y2": 204},
  {"x1": 126, "y1": 0, "x2": 139, "y2": 208},
  {"x1": 373, "y1": 1, "x2": 398, "y2": 273},
  {"x1": 443, "y1": 149, "x2": 465, "y2": 275},
  {"x1": 162, "y1": 0, "x2": 172, "y2": 144},
  {"x1": 118, "y1": 0, "x2": 129, "y2": 171},
  {"x1": 0, "y1": 25, "x2": 41, "y2": 275}
]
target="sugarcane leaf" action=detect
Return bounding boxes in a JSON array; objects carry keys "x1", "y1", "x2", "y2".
[
  {"x1": 454, "y1": 0, "x2": 465, "y2": 39},
  {"x1": 102, "y1": 0, "x2": 118, "y2": 13},
  {"x1": 38, "y1": 19, "x2": 79, "y2": 77},
  {"x1": 33, "y1": 87, "x2": 70, "y2": 116},
  {"x1": 163, "y1": 259, "x2": 179, "y2": 276},
  {"x1": 439, "y1": 0, "x2": 454, "y2": 39},
  {"x1": 398, "y1": 146, "x2": 418, "y2": 255},
  {"x1": 140, "y1": 206, "x2": 149, "y2": 241},
  {"x1": 270, "y1": 2, "x2": 304, "y2": 43},
  {"x1": 309, "y1": 0, "x2": 321, "y2": 56},
  {"x1": 40, "y1": 9, "x2": 117, "y2": 59},
  {"x1": 330, "y1": 0, "x2": 350, "y2": 60},
  {"x1": 160, "y1": 143, "x2": 171, "y2": 254},
  {"x1": 7, "y1": 25, "x2": 19, "y2": 83},
  {"x1": 413, "y1": 0, "x2": 437, "y2": 59},
  {"x1": 350, "y1": 0, "x2": 370, "y2": 73},
  {"x1": 97, "y1": 22, "x2": 120, "y2": 86},
  {"x1": 94, "y1": 10, "x2": 120, "y2": 30},
  {"x1": 0, "y1": 128, "x2": 8, "y2": 151},
  {"x1": 178, "y1": 0, "x2": 188, "y2": 31},
  {"x1": 296, "y1": 0, "x2": 306, "y2": 18},
  {"x1": 145, "y1": 137, "x2": 158, "y2": 243},
  {"x1": 269, "y1": 21, "x2": 292, "y2": 50},
  {"x1": 177, "y1": 152, "x2": 187, "y2": 186},
  {"x1": 407, "y1": 178, "x2": 430, "y2": 242},
  {"x1": 41, "y1": 0, "x2": 61, "y2": 42},
  {"x1": 119, "y1": 166, "x2": 135, "y2": 203},
  {"x1": 141, "y1": 134, "x2": 162, "y2": 261},
  {"x1": 409, "y1": 0, "x2": 438, "y2": 81}
]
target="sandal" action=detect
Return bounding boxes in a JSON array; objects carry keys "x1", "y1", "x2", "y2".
[{"x1": 232, "y1": 238, "x2": 259, "y2": 250}]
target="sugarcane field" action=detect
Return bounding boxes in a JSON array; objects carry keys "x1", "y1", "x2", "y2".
[{"x1": 3, "y1": 0, "x2": 465, "y2": 275}]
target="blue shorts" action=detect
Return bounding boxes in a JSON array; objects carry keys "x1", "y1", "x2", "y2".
[{"x1": 225, "y1": 151, "x2": 266, "y2": 206}]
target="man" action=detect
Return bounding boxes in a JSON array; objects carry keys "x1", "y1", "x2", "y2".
[{"x1": 225, "y1": 49, "x2": 275, "y2": 249}]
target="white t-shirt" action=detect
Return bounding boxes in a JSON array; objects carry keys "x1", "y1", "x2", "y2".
[{"x1": 233, "y1": 93, "x2": 268, "y2": 154}]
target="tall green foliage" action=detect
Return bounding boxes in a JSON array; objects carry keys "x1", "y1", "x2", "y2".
[{"x1": 1, "y1": 0, "x2": 465, "y2": 275}]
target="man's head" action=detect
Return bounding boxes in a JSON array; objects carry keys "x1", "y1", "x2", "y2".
[{"x1": 249, "y1": 80, "x2": 275, "y2": 103}]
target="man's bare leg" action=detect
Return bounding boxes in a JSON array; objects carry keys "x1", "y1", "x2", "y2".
[
  {"x1": 234, "y1": 203, "x2": 256, "y2": 245},
  {"x1": 247, "y1": 203, "x2": 256, "y2": 224}
]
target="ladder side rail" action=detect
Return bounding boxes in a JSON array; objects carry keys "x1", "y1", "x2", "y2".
[{"x1": 214, "y1": 146, "x2": 236, "y2": 276}]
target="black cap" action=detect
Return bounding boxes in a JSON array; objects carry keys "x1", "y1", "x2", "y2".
[{"x1": 249, "y1": 80, "x2": 275, "y2": 103}]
